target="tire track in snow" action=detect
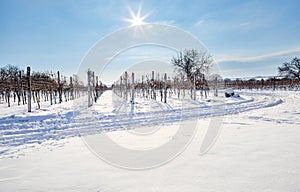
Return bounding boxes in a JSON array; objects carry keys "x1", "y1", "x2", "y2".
[{"x1": 0, "y1": 91, "x2": 283, "y2": 158}]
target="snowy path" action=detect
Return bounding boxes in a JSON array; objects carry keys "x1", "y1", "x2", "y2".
[
  {"x1": 0, "y1": 90, "x2": 284, "y2": 159},
  {"x1": 0, "y1": 90, "x2": 300, "y2": 191}
]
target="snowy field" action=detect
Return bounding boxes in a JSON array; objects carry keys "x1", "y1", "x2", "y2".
[{"x1": 0, "y1": 90, "x2": 300, "y2": 191}]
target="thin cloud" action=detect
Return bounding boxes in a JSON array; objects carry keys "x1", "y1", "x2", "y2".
[
  {"x1": 154, "y1": 20, "x2": 177, "y2": 26},
  {"x1": 195, "y1": 19, "x2": 205, "y2": 26},
  {"x1": 220, "y1": 65, "x2": 277, "y2": 79},
  {"x1": 239, "y1": 22, "x2": 250, "y2": 28},
  {"x1": 215, "y1": 46, "x2": 300, "y2": 63}
]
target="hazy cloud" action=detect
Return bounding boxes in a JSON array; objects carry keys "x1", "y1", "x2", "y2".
[
  {"x1": 195, "y1": 19, "x2": 205, "y2": 26},
  {"x1": 215, "y1": 46, "x2": 300, "y2": 63},
  {"x1": 154, "y1": 20, "x2": 177, "y2": 26}
]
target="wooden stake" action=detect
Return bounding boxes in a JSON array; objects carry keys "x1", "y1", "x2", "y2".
[
  {"x1": 131, "y1": 72, "x2": 135, "y2": 103},
  {"x1": 164, "y1": 73, "x2": 167, "y2": 103},
  {"x1": 193, "y1": 73, "x2": 196, "y2": 100},
  {"x1": 27, "y1": 66, "x2": 31, "y2": 112},
  {"x1": 57, "y1": 71, "x2": 62, "y2": 103},
  {"x1": 87, "y1": 69, "x2": 92, "y2": 107}
]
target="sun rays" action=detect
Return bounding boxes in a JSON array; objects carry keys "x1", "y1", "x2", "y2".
[{"x1": 123, "y1": 5, "x2": 150, "y2": 26}]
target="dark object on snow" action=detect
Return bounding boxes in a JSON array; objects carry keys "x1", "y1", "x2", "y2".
[
  {"x1": 225, "y1": 88, "x2": 234, "y2": 98},
  {"x1": 225, "y1": 92, "x2": 234, "y2": 97}
]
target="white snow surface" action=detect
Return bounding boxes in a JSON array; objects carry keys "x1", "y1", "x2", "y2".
[{"x1": 0, "y1": 90, "x2": 299, "y2": 191}]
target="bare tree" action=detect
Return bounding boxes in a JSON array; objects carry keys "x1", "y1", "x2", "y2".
[
  {"x1": 171, "y1": 49, "x2": 212, "y2": 83},
  {"x1": 172, "y1": 49, "x2": 213, "y2": 99},
  {"x1": 278, "y1": 57, "x2": 300, "y2": 80}
]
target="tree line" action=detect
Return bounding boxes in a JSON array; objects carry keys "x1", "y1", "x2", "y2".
[
  {"x1": 0, "y1": 65, "x2": 86, "y2": 108},
  {"x1": 112, "y1": 50, "x2": 300, "y2": 104},
  {"x1": 112, "y1": 49, "x2": 218, "y2": 103},
  {"x1": 224, "y1": 57, "x2": 300, "y2": 90},
  {"x1": 1, "y1": 51, "x2": 299, "y2": 109}
]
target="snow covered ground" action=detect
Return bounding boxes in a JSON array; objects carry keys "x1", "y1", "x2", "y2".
[{"x1": 0, "y1": 90, "x2": 299, "y2": 191}]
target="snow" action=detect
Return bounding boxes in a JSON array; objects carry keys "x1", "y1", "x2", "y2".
[
  {"x1": 0, "y1": 90, "x2": 300, "y2": 191},
  {"x1": 225, "y1": 88, "x2": 234, "y2": 94}
]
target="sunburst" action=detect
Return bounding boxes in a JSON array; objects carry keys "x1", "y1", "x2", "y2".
[{"x1": 124, "y1": 5, "x2": 150, "y2": 26}]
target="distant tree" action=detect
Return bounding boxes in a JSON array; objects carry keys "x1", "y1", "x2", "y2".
[
  {"x1": 171, "y1": 49, "x2": 212, "y2": 83},
  {"x1": 208, "y1": 74, "x2": 223, "y2": 81},
  {"x1": 0, "y1": 65, "x2": 20, "y2": 90},
  {"x1": 278, "y1": 57, "x2": 300, "y2": 80},
  {"x1": 224, "y1": 78, "x2": 231, "y2": 84}
]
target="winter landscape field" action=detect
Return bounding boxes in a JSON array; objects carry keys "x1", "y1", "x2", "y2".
[
  {"x1": 1, "y1": 89, "x2": 299, "y2": 191},
  {"x1": 1, "y1": 0, "x2": 300, "y2": 191}
]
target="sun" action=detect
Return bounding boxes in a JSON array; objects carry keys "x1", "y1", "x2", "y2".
[{"x1": 124, "y1": 5, "x2": 150, "y2": 26}]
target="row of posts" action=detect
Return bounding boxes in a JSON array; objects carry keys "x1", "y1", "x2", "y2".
[
  {"x1": 26, "y1": 67, "x2": 74, "y2": 112},
  {"x1": 87, "y1": 69, "x2": 103, "y2": 107},
  {"x1": 117, "y1": 71, "x2": 168, "y2": 103},
  {"x1": 26, "y1": 67, "x2": 99, "y2": 111},
  {"x1": 115, "y1": 71, "x2": 217, "y2": 102}
]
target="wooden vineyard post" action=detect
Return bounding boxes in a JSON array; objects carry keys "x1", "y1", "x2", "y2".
[
  {"x1": 164, "y1": 73, "x2": 167, "y2": 103},
  {"x1": 50, "y1": 73, "x2": 53, "y2": 105},
  {"x1": 87, "y1": 69, "x2": 92, "y2": 107},
  {"x1": 152, "y1": 71, "x2": 154, "y2": 100},
  {"x1": 27, "y1": 66, "x2": 31, "y2": 112},
  {"x1": 20, "y1": 71, "x2": 26, "y2": 105},
  {"x1": 182, "y1": 76, "x2": 185, "y2": 99},
  {"x1": 177, "y1": 79, "x2": 180, "y2": 99},
  {"x1": 160, "y1": 80, "x2": 163, "y2": 102},
  {"x1": 87, "y1": 70, "x2": 90, "y2": 106},
  {"x1": 6, "y1": 88, "x2": 10, "y2": 107},
  {"x1": 142, "y1": 75, "x2": 145, "y2": 98},
  {"x1": 193, "y1": 73, "x2": 196, "y2": 100},
  {"x1": 36, "y1": 90, "x2": 40, "y2": 109},
  {"x1": 273, "y1": 77, "x2": 276, "y2": 91},
  {"x1": 201, "y1": 74, "x2": 206, "y2": 98},
  {"x1": 120, "y1": 76, "x2": 122, "y2": 98},
  {"x1": 53, "y1": 73, "x2": 57, "y2": 104},
  {"x1": 17, "y1": 71, "x2": 22, "y2": 105},
  {"x1": 92, "y1": 71, "x2": 95, "y2": 102},
  {"x1": 57, "y1": 71, "x2": 60, "y2": 103},
  {"x1": 151, "y1": 71, "x2": 156, "y2": 100},
  {"x1": 131, "y1": 72, "x2": 135, "y2": 103},
  {"x1": 95, "y1": 76, "x2": 98, "y2": 102},
  {"x1": 21, "y1": 71, "x2": 25, "y2": 104},
  {"x1": 57, "y1": 71, "x2": 62, "y2": 103},
  {"x1": 125, "y1": 71, "x2": 128, "y2": 101},
  {"x1": 70, "y1": 76, "x2": 74, "y2": 100}
]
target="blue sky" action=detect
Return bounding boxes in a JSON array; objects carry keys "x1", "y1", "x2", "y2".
[{"x1": 1, "y1": 0, "x2": 300, "y2": 83}]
